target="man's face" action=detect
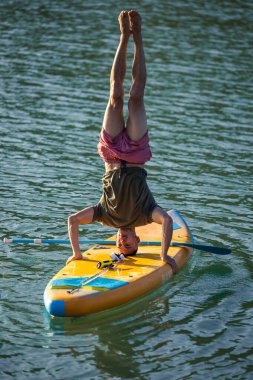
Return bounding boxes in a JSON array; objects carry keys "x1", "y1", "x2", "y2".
[{"x1": 116, "y1": 228, "x2": 140, "y2": 256}]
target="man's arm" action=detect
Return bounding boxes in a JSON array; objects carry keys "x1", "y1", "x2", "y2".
[
  {"x1": 151, "y1": 207, "x2": 177, "y2": 273},
  {"x1": 66, "y1": 206, "x2": 94, "y2": 265}
]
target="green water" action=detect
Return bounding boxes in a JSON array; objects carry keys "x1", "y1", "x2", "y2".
[{"x1": 1, "y1": 0, "x2": 253, "y2": 379}]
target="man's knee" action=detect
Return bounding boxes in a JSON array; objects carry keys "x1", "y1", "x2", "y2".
[
  {"x1": 110, "y1": 81, "x2": 124, "y2": 109},
  {"x1": 129, "y1": 88, "x2": 144, "y2": 108}
]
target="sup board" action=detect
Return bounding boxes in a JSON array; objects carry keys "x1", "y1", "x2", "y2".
[{"x1": 44, "y1": 209, "x2": 194, "y2": 317}]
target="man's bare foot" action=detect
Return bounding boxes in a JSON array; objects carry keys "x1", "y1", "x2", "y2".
[
  {"x1": 118, "y1": 10, "x2": 131, "y2": 37},
  {"x1": 128, "y1": 9, "x2": 142, "y2": 36}
]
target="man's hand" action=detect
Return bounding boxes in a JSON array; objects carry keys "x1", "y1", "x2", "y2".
[
  {"x1": 66, "y1": 254, "x2": 85, "y2": 265},
  {"x1": 162, "y1": 255, "x2": 178, "y2": 274}
]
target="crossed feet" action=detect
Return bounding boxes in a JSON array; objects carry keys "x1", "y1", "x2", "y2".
[{"x1": 118, "y1": 9, "x2": 142, "y2": 39}]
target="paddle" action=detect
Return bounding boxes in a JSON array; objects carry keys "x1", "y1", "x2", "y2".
[{"x1": 3, "y1": 238, "x2": 231, "y2": 255}]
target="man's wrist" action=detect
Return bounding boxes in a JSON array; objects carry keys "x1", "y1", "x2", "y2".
[
  {"x1": 74, "y1": 252, "x2": 83, "y2": 259},
  {"x1": 162, "y1": 255, "x2": 178, "y2": 274}
]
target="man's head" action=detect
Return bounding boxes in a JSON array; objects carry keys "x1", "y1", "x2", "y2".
[{"x1": 116, "y1": 227, "x2": 140, "y2": 256}]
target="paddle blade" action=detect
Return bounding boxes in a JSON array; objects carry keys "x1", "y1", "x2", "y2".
[{"x1": 171, "y1": 242, "x2": 231, "y2": 255}]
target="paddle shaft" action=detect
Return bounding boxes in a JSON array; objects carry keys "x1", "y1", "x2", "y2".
[{"x1": 3, "y1": 238, "x2": 231, "y2": 255}]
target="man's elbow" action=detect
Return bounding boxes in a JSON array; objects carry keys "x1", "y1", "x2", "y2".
[
  {"x1": 68, "y1": 213, "x2": 78, "y2": 227},
  {"x1": 163, "y1": 214, "x2": 173, "y2": 230}
]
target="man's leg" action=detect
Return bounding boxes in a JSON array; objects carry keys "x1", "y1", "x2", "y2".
[
  {"x1": 126, "y1": 10, "x2": 147, "y2": 141},
  {"x1": 102, "y1": 11, "x2": 131, "y2": 139}
]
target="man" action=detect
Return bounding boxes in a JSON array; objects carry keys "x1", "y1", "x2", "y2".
[{"x1": 67, "y1": 10, "x2": 176, "y2": 272}]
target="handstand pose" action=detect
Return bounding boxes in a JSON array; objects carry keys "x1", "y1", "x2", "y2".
[{"x1": 67, "y1": 10, "x2": 176, "y2": 272}]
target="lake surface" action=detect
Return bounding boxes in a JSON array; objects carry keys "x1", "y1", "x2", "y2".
[{"x1": 1, "y1": 0, "x2": 253, "y2": 379}]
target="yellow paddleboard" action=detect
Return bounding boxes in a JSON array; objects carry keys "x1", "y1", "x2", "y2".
[{"x1": 44, "y1": 209, "x2": 194, "y2": 317}]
